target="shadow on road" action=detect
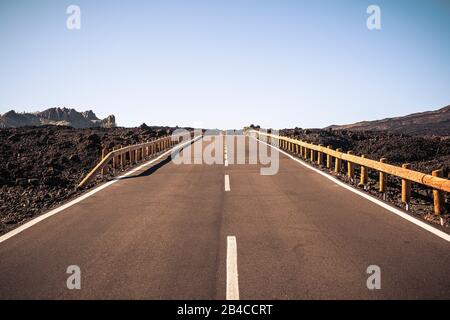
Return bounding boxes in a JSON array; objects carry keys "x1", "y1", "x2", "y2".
[
  {"x1": 117, "y1": 140, "x2": 193, "y2": 181},
  {"x1": 117, "y1": 155, "x2": 174, "y2": 181}
]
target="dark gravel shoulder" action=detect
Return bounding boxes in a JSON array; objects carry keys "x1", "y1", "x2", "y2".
[
  {"x1": 278, "y1": 128, "x2": 450, "y2": 228},
  {"x1": 0, "y1": 125, "x2": 185, "y2": 235}
]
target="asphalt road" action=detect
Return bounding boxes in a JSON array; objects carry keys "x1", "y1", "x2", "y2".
[{"x1": 0, "y1": 135, "x2": 449, "y2": 299}]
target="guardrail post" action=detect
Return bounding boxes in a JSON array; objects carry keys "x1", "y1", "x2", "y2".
[
  {"x1": 402, "y1": 163, "x2": 411, "y2": 209},
  {"x1": 335, "y1": 148, "x2": 342, "y2": 173},
  {"x1": 347, "y1": 151, "x2": 354, "y2": 180},
  {"x1": 101, "y1": 148, "x2": 107, "y2": 177},
  {"x1": 432, "y1": 169, "x2": 444, "y2": 215},
  {"x1": 317, "y1": 145, "x2": 323, "y2": 165},
  {"x1": 112, "y1": 147, "x2": 117, "y2": 171},
  {"x1": 379, "y1": 158, "x2": 387, "y2": 195},
  {"x1": 359, "y1": 155, "x2": 368, "y2": 187},
  {"x1": 326, "y1": 145, "x2": 332, "y2": 169},
  {"x1": 310, "y1": 144, "x2": 315, "y2": 162},
  {"x1": 120, "y1": 146, "x2": 124, "y2": 169},
  {"x1": 145, "y1": 141, "x2": 148, "y2": 159}
]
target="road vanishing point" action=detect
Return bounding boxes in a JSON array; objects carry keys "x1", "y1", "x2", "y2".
[{"x1": 0, "y1": 135, "x2": 449, "y2": 299}]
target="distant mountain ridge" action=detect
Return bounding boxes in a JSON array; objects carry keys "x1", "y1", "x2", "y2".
[
  {"x1": 0, "y1": 107, "x2": 116, "y2": 129},
  {"x1": 326, "y1": 105, "x2": 450, "y2": 135}
]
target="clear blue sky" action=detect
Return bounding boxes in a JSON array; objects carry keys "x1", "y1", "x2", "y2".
[{"x1": 1, "y1": 0, "x2": 449, "y2": 129}]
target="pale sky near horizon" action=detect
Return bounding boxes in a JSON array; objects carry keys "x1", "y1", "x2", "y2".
[{"x1": 1, "y1": 0, "x2": 449, "y2": 129}]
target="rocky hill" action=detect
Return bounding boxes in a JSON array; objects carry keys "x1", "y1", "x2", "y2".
[
  {"x1": 327, "y1": 105, "x2": 450, "y2": 136},
  {"x1": 0, "y1": 107, "x2": 116, "y2": 129}
]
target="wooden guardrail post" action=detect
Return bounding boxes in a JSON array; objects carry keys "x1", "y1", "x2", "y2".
[
  {"x1": 145, "y1": 141, "x2": 148, "y2": 159},
  {"x1": 432, "y1": 169, "x2": 444, "y2": 215},
  {"x1": 379, "y1": 158, "x2": 387, "y2": 194},
  {"x1": 120, "y1": 145, "x2": 124, "y2": 169},
  {"x1": 359, "y1": 155, "x2": 368, "y2": 187},
  {"x1": 326, "y1": 145, "x2": 332, "y2": 169},
  {"x1": 402, "y1": 163, "x2": 411, "y2": 209},
  {"x1": 335, "y1": 148, "x2": 342, "y2": 173},
  {"x1": 101, "y1": 148, "x2": 107, "y2": 176},
  {"x1": 347, "y1": 151, "x2": 354, "y2": 180},
  {"x1": 112, "y1": 147, "x2": 117, "y2": 171},
  {"x1": 310, "y1": 144, "x2": 315, "y2": 162},
  {"x1": 317, "y1": 144, "x2": 323, "y2": 165}
]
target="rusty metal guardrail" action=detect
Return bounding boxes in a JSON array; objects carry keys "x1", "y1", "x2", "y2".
[
  {"x1": 249, "y1": 130, "x2": 448, "y2": 215},
  {"x1": 78, "y1": 131, "x2": 195, "y2": 189}
]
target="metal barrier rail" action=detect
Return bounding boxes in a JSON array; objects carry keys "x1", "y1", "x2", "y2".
[
  {"x1": 78, "y1": 132, "x2": 194, "y2": 188},
  {"x1": 249, "y1": 130, "x2": 448, "y2": 215}
]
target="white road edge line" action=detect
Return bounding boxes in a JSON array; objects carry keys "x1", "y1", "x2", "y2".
[
  {"x1": 0, "y1": 136, "x2": 202, "y2": 245},
  {"x1": 224, "y1": 174, "x2": 231, "y2": 192},
  {"x1": 255, "y1": 136, "x2": 450, "y2": 243},
  {"x1": 226, "y1": 236, "x2": 239, "y2": 300}
]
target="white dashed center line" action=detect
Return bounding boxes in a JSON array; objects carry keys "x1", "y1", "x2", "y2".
[
  {"x1": 226, "y1": 236, "x2": 239, "y2": 300},
  {"x1": 224, "y1": 139, "x2": 228, "y2": 166},
  {"x1": 224, "y1": 174, "x2": 230, "y2": 192}
]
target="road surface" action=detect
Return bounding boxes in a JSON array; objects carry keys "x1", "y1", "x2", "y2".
[{"x1": 0, "y1": 135, "x2": 449, "y2": 299}]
